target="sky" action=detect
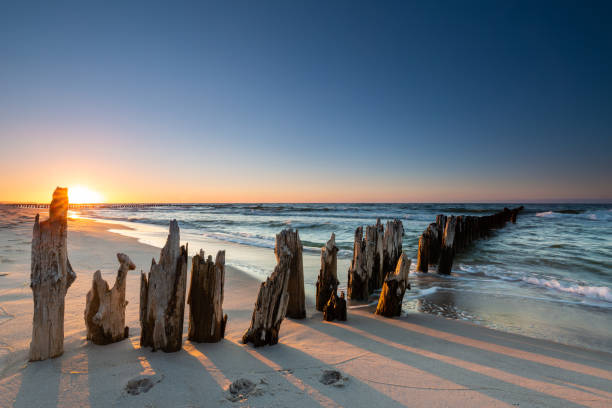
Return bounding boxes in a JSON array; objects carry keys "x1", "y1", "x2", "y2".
[{"x1": 1, "y1": 0, "x2": 611, "y2": 203}]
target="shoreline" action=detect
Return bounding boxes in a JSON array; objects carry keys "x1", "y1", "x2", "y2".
[
  {"x1": 1, "y1": 211, "x2": 611, "y2": 407},
  {"x1": 77, "y1": 212, "x2": 612, "y2": 354}
]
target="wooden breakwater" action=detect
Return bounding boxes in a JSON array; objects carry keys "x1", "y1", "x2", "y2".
[{"x1": 416, "y1": 206, "x2": 524, "y2": 275}]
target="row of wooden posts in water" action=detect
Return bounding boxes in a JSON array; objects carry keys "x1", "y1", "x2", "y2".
[
  {"x1": 28, "y1": 187, "x2": 521, "y2": 361},
  {"x1": 415, "y1": 206, "x2": 524, "y2": 275}
]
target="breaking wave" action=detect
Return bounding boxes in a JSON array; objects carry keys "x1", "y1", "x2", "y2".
[{"x1": 522, "y1": 277, "x2": 612, "y2": 303}]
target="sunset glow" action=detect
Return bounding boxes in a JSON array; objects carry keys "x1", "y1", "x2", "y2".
[{"x1": 68, "y1": 186, "x2": 104, "y2": 204}]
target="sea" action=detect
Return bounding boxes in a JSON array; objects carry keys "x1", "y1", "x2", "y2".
[{"x1": 5, "y1": 203, "x2": 612, "y2": 352}]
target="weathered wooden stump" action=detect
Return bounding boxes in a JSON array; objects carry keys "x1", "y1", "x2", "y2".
[
  {"x1": 242, "y1": 246, "x2": 292, "y2": 347},
  {"x1": 29, "y1": 187, "x2": 76, "y2": 361},
  {"x1": 382, "y1": 219, "x2": 404, "y2": 279},
  {"x1": 85, "y1": 253, "x2": 135, "y2": 345},
  {"x1": 140, "y1": 220, "x2": 188, "y2": 352},
  {"x1": 315, "y1": 233, "x2": 339, "y2": 312},
  {"x1": 365, "y1": 220, "x2": 384, "y2": 292},
  {"x1": 323, "y1": 291, "x2": 347, "y2": 322},
  {"x1": 188, "y1": 249, "x2": 227, "y2": 343},
  {"x1": 375, "y1": 253, "x2": 411, "y2": 317},
  {"x1": 416, "y1": 223, "x2": 438, "y2": 272},
  {"x1": 347, "y1": 227, "x2": 368, "y2": 300},
  {"x1": 437, "y1": 216, "x2": 457, "y2": 275},
  {"x1": 276, "y1": 229, "x2": 305, "y2": 319}
]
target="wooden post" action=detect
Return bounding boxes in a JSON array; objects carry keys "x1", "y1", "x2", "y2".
[
  {"x1": 365, "y1": 219, "x2": 384, "y2": 292},
  {"x1": 275, "y1": 229, "x2": 305, "y2": 319},
  {"x1": 416, "y1": 223, "x2": 438, "y2": 272},
  {"x1": 382, "y1": 219, "x2": 404, "y2": 280},
  {"x1": 84, "y1": 253, "x2": 134, "y2": 345},
  {"x1": 437, "y1": 216, "x2": 457, "y2": 275},
  {"x1": 315, "y1": 233, "x2": 339, "y2": 312},
  {"x1": 29, "y1": 187, "x2": 76, "y2": 361},
  {"x1": 347, "y1": 227, "x2": 368, "y2": 300},
  {"x1": 242, "y1": 245, "x2": 292, "y2": 347},
  {"x1": 140, "y1": 220, "x2": 188, "y2": 352},
  {"x1": 188, "y1": 249, "x2": 227, "y2": 343},
  {"x1": 375, "y1": 253, "x2": 411, "y2": 317}
]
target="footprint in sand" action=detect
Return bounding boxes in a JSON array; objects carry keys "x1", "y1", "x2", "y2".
[
  {"x1": 319, "y1": 370, "x2": 348, "y2": 387},
  {"x1": 125, "y1": 375, "x2": 163, "y2": 395}
]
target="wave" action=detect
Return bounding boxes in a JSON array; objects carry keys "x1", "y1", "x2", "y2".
[
  {"x1": 522, "y1": 277, "x2": 612, "y2": 303},
  {"x1": 201, "y1": 232, "x2": 346, "y2": 256},
  {"x1": 203, "y1": 232, "x2": 274, "y2": 250},
  {"x1": 440, "y1": 207, "x2": 502, "y2": 214},
  {"x1": 535, "y1": 209, "x2": 611, "y2": 221},
  {"x1": 555, "y1": 209, "x2": 584, "y2": 214}
]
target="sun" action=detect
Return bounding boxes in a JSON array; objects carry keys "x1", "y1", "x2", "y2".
[{"x1": 68, "y1": 186, "x2": 104, "y2": 204}]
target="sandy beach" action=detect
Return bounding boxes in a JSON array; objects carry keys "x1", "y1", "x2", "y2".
[
  {"x1": 2, "y1": 0, "x2": 611, "y2": 405},
  {"x1": 0, "y1": 209, "x2": 609, "y2": 407}
]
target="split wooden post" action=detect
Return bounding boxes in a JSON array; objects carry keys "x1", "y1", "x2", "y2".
[
  {"x1": 84, "y1": 253, "x2": 134, "y2": 345},
  {"x1": 365, "y1": 220, "x2": 384, "y2": 292},
  {"x1": 382, "y1": 219, "x2": 404, "y2": 280},
  {"x1": 29, "y1": 187, "x2": 76, "y2": 361},
  {"x1": 315, "y1": 233, "x2": 339, "y2": 312},
  {"x1": 347, "y1": 227, "x2": 368, "y2": 300},
  {"x1": 375, "y1": 253, "x2": 411, "y2": 317},
  {"x1": 140, "y1": 220, "x2": 188, "y2": 352},
  {"x1": 188, "y1": 250, "x2": 227, "y2": 343},
  {"x1": 242, "y1": 245, "x2": 292, "y2": 347},
  {"x1": 275, "y1": 229, "x2": 305, "y2": 319}
]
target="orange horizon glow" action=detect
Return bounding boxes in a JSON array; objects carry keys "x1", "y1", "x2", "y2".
[{"x1": 0, "y1": 176, "x2": 610, "y2": 205}]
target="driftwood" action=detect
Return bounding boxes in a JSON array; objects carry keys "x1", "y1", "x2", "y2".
[
  {"x1": 347, "y1": 227, "x2": 368, "y2": 300},
  {"x1": 416, "y1": 207, "x2": 523, "y2": 275},
  {"x1": 188, "y1": 249, "x2": 227, "y2": 343},
  {"x1": 140, "y1": 220, "x2": 188, "y2": 352},
  {"x1": 323, "y1": 291, "x2": 347, "y2": 322},
  {"x1": 242, "y1": 246, "x2": 292, "y2": 347},
  {"x1": 376, "y1": 253, "x2": 411, "y2": 317},
  {"x1": 84, "y1": 253, "x2": 135, "y2": 345},
  {"x1": 29, "y1": 187, "x2": 76, "y2": 361},
  {"x1": 315, "y1": 233, "x2": 339, "y2": 312},
  {"x1": 276, "y1": 229, "x2": 305, "y2": 319}
]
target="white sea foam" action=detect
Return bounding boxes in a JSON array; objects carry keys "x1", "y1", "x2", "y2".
[
  {"x1": 417, "y1": 286, "x2": 440, "y2": 297},
  {"x1": 402, "y1": 286, "x2": 440, "y2": 302},
  {"x1": 535, "y1": 209, "x2": 612, "y2": 221},
  {"x1": 523, "y1": 277, "x2": 612, "y2": 302},
  {"x1": 337, "y1": 249, "x2": 353, "y2": 259},
  {"x1": 203, "y1": 231, "x2": 274, "y2": 250}
]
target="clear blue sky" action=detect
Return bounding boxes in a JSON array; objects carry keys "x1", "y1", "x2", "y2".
[{"x1": 1, "y1": 0, "x2": 611, "y2": 202}]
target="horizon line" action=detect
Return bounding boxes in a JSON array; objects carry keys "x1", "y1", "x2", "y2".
[{"x1": 2, "y1": 200, "x2": 611, "y2": 205}]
